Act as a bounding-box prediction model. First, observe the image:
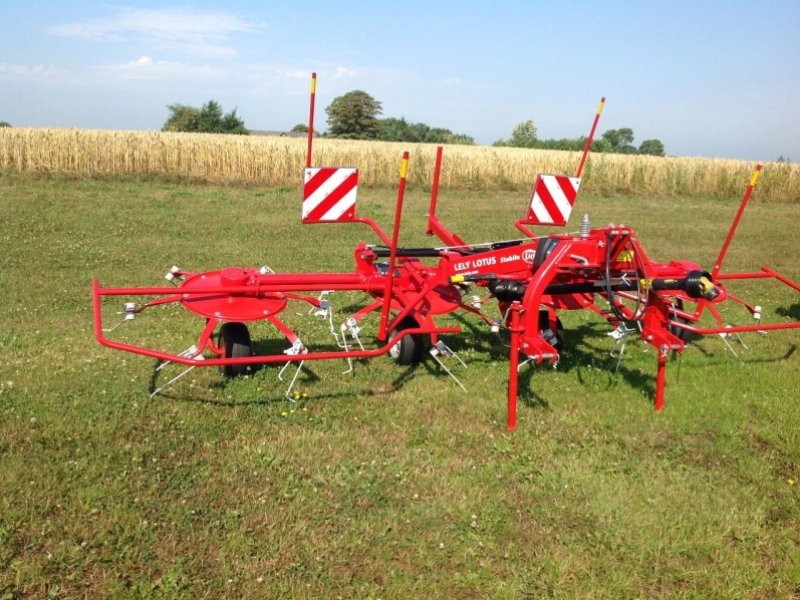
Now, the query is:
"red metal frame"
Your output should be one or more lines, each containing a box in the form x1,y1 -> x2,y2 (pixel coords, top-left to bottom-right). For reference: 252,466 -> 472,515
92,76 -> 800,429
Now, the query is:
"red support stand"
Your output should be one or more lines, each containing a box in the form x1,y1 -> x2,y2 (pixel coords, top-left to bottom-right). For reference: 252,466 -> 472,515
507,302 -> 523,430
655,348 -> 667,412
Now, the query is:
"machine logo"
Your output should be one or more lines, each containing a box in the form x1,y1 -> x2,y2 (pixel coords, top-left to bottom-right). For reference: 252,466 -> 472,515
522,249 -> 536,263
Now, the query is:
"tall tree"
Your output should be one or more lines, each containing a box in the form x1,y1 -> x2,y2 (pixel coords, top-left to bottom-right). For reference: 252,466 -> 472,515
162,101 -> 248,134
325,91 -> 383,139
638,139 -> 665,156
220,108 -> 248,135
601,128 -> 636,153
162,104 -> 201,132
509,120 -> 539,148
198,100 -> 224,132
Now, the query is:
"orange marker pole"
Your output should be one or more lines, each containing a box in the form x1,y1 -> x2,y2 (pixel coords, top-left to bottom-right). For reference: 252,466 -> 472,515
426,146 -> 444,236
576,97 -> 605,178
306,72 -> 317,168
378,152 -> 410,340
712,164 -> 762,279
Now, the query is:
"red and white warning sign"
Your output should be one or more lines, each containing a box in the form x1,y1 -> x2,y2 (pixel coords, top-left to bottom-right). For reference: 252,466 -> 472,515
302,167 -> 358,223
524,174 -> 581,226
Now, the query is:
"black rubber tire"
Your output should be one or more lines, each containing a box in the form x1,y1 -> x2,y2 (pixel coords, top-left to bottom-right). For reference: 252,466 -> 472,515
218,322 -> 251,377
389,317 -> 425,366
538,310 -> 565,351
534,238 -> 560,267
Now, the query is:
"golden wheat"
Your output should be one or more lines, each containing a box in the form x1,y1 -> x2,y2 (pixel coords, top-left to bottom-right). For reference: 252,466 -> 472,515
1,128 -> 798,202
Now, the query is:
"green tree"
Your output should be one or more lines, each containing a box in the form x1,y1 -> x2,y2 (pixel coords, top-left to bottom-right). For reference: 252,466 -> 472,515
0,121 -> 11,128
601,128 -> 636,153
291,123 -> 309,133
638,139 -> 665,156
424,127 -> 474,145
378,117 -> 474,145
162,104 -> 201,132
377,117 -> 410,141
162,101 -> 248,134
198,100 -> 224,132
220,108 -> 248,135
325,90 -> 383,139
509,120 -> 538,148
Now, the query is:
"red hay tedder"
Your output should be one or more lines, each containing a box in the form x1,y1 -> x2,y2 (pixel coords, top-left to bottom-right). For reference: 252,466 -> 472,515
92,74 -> 800,429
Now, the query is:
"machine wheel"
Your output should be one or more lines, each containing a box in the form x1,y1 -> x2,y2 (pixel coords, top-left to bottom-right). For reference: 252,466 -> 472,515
218,322 -> 252,377
389,317 -> 425,366
538,310 -> 565,351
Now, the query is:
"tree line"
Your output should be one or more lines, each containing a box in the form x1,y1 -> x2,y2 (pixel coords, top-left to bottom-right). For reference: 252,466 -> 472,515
160,92 -> 474,145
159,92 -> 664,155
317,90 -> 474,145
493,119 -> 665,156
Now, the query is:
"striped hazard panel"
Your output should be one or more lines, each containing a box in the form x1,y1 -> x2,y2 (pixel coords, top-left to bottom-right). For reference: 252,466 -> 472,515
524,174 -> 581,226
302,167 -> 358,223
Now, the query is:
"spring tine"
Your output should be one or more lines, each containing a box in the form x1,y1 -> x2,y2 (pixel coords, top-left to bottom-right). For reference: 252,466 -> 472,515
429,350 -> 467,392
283,361 -> 305,402
150,365 -> 195,398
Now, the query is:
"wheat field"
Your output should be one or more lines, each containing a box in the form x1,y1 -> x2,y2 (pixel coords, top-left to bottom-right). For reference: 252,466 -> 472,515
1,128 -> 798,202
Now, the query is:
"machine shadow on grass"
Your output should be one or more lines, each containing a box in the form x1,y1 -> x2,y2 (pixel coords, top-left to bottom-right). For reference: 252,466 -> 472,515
430,314 -> 659,409
146,340 -> 425,407
146,309 -> 797,410
777,303 -> 800,320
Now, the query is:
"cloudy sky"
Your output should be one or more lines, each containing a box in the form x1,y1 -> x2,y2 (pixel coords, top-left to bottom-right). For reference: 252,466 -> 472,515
1,0 -> 798,160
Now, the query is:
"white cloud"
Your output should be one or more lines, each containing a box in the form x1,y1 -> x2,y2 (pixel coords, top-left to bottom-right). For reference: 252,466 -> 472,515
0,63 -> 63,80
47,7 -> 261,58
107,55 -> 220,80
268,65 -> 360,82
332,66 -> 359,79
272,67 -> 312,81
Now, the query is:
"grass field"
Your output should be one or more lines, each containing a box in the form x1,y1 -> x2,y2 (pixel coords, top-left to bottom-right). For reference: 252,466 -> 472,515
1,173 -> 799,598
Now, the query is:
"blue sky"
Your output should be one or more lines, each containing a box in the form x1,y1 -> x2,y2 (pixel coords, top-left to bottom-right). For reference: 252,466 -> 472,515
1,1 -> 798,160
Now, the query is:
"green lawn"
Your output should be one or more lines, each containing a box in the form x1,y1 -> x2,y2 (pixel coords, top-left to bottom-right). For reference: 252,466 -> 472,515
1,174 -> 799,598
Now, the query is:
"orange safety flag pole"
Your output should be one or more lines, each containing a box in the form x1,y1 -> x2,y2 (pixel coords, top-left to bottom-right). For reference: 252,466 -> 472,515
712,163 -> 762,279
306,72 -> 317,168
576,97 -> 605,178
378,152 -> 410,340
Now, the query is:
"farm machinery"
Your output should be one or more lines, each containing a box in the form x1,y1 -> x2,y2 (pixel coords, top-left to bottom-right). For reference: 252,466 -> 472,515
92,74 -> 800,429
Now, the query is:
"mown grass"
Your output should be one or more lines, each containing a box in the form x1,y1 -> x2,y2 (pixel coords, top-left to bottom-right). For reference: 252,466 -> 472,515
1,173 -> 799,598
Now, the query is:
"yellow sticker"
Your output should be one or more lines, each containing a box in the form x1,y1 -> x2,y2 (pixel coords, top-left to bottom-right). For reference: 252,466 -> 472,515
617,250 -> 635,262
400,157 -> 409,179
750,167 -> 761,187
